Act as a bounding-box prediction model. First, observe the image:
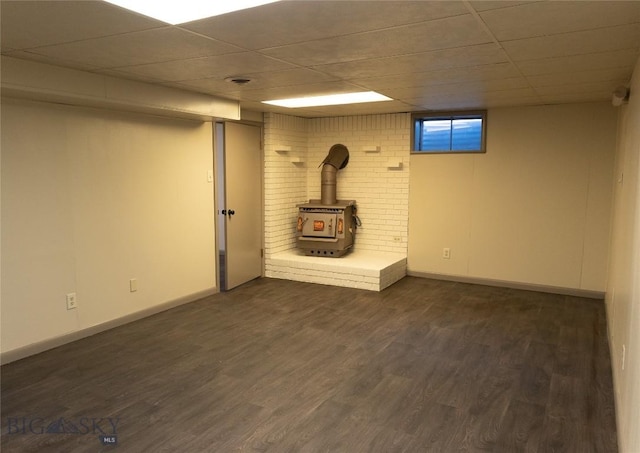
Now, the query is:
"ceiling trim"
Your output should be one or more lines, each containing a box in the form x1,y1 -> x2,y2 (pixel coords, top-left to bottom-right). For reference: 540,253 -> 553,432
1,56 -> 240,121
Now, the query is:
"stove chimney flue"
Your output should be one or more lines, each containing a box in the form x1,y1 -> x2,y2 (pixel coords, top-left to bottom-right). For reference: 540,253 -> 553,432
321,165 -> 337,204
320,144 -> 349,205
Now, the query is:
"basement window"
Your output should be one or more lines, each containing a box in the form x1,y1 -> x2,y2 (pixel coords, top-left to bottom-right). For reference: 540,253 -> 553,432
412,111 -> 486,154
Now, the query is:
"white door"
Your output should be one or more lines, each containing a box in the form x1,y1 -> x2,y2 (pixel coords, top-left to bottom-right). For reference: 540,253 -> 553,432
223,122 -> 263,290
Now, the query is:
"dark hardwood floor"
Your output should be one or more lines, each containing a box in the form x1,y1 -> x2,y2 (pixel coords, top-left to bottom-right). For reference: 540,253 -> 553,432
1,277 -> 618,452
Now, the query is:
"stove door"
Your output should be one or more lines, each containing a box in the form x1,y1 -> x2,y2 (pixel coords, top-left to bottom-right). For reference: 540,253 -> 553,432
301,213 -> 337,238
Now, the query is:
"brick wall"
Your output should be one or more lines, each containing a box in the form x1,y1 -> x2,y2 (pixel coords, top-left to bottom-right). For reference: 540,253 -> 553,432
264,112 -> 410,260
307,114 -> 411,254
263,113 -> 308,257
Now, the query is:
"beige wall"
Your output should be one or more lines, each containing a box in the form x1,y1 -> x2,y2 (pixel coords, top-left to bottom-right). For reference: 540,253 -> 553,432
408,102 -> 617,292
1,99 -> 216,355
607,56 -> 640,453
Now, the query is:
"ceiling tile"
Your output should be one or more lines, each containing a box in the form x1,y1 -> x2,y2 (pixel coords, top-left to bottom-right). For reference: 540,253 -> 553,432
534,81 -> 622,97
515,48 -> 639,76
502,24 -> 640,61
424,86 -> 538,102
260,14 -> 493,66
3,50 -> 102,73
480,1 -> 640,41
302,100 -> 417,117
469,1 -> 540,13
311,43 -> 509,79
2,0 -> 639,116
114,52 -> 298,82
97,68 -> 168,85
259,98 -> 362,116
26,28 -> 243,69
181,1 -> 469,50
478,88 -> 541,104
218,81 -> 368,102
526,67 -> 631,88
406,87 -> 541,110
380,77 -> 530,100
350,62 -> 522,91
175,68 -> 340,94
539,93 -> 612,105
238,100 -> 326,117
0,0 -> 163,50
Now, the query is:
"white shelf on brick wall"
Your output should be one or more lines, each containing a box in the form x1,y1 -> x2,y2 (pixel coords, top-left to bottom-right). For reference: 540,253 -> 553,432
387,160 -> 403,169
275,145 -> 292,153
290,157 -> 304,164
362,145 -> 381,153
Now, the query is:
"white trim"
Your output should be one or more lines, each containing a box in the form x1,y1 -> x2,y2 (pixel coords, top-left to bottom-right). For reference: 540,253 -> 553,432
406,271 -> 604,299
0,287 -> 218,365
1,56 -> 240,121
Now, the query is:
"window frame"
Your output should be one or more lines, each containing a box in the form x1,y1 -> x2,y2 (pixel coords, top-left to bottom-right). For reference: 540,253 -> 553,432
411,110 -> 487,154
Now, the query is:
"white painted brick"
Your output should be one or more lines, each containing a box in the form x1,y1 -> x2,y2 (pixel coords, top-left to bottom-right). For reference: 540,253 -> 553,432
267,250 -> 405,292
265,112 -> 409,278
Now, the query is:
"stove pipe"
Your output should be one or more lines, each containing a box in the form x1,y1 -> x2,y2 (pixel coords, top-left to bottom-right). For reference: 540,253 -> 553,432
320,144 -> 349,205
321,165 -> 337,204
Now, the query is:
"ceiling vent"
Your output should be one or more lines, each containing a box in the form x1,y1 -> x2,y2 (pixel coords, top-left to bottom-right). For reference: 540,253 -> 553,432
224,76 -> 254,86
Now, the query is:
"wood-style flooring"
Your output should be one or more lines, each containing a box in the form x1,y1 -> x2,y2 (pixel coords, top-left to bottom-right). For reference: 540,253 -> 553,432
1,277 -> 618,452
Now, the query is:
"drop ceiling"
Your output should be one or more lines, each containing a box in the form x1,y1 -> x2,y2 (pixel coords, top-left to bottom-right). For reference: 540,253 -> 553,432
2,0 -> 639,117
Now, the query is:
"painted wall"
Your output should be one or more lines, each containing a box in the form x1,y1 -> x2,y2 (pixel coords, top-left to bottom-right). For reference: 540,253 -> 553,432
408,102 -> 617,292
1,99 -> 216,355
607,56 -> 640,453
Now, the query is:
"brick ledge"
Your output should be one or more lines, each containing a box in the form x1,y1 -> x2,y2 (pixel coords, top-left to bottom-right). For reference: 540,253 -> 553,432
265,249 -> 407,291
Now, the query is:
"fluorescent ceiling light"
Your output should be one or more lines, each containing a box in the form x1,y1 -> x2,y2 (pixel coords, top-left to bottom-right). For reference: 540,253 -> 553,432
104,0 -> 281,25
263,92 -> 393,108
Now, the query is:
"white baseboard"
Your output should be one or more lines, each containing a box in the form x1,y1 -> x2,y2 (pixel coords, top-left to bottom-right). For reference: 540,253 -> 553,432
0,287 -> 218,365
406,271 -> 604,299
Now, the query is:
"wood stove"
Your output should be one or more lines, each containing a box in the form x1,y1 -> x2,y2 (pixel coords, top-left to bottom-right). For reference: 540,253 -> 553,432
296,144 -> 358,257
296,200 -> 356,257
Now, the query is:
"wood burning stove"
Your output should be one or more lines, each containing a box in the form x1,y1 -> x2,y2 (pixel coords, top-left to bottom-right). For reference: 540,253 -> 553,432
296,144 -> 358,257
296,200 -> 356,257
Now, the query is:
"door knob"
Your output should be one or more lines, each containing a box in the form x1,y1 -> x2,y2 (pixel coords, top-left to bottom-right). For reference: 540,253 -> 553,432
227,209 -> 235,217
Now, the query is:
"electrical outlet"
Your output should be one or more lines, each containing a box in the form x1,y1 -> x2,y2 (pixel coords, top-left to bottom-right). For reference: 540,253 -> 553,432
392,236 -> 401,242
66,293 -> 77,310
442,248 -> 451,259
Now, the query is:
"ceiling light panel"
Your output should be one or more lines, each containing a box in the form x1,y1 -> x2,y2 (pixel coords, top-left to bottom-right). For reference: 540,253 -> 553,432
104,0 -> 281,25
263,92 -> 393,108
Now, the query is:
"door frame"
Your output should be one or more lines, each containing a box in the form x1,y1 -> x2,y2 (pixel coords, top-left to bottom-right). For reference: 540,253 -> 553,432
213,119 -> 265,291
